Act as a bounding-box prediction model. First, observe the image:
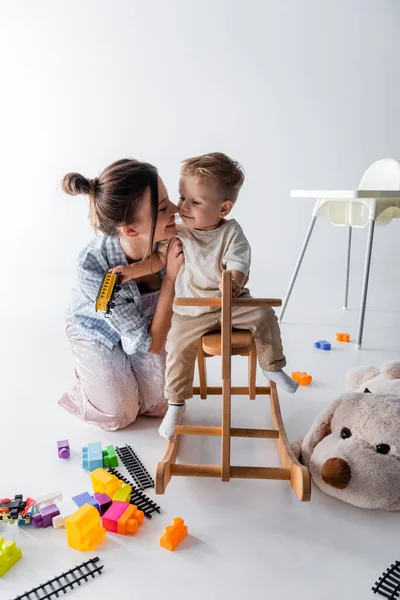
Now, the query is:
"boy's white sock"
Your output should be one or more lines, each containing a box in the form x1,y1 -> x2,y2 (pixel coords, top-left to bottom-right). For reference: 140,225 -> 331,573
263,369 -> 299,394
159,402 -> 186,440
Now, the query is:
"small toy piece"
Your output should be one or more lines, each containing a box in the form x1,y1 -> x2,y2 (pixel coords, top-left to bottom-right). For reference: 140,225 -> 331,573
81,442 -> 103,472
72,491 -> 99,512
91,468 -> 123,497
314,340 -> 331,351
66,505 -> 106,552
10,557 -> 104,599
0,495 -> 36,525
115,444 -> 154,490
95,272 -> 121,315
0,537 -> 22,577
57,439 -> 70,459
102,445 -> 118,468
102,501 -> 144,535
32,490 -> 63,515
336,332 -> 350,342
372,560 -> 400,597
112,484 -> 132,503
160,517 -> 187,551
107,467 -> 161,519
52,499 -> 78,529
92,493 -> 112,516
292,371 -> 313,386
31,503 -> 60,528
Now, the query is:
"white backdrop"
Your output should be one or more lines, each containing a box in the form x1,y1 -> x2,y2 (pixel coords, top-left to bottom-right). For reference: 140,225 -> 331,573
1,2 -> 400,599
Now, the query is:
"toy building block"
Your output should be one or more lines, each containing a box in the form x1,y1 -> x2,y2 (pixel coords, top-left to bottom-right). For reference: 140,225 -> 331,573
314,340 -> 331,351
292,371 -> 313,386
102,501 -> 144,535
112,484 -> 132,503
32,490 -> 63,515
72,492 -> 99,512
81,442 -> 103,472
52,499 -> 78,529
91,468 -> 123,497
102,445 -> 118,468
0,537 -> 22,577
66,505 -> 106,552
160,517 -> 187,551
336,332 -> 350,342
57,439 -> 70,459
92,493 -> 112,516
31,503 -> 60,528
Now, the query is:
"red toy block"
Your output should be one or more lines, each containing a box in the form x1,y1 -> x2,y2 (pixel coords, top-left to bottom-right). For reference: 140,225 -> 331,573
292,371 -> 313,386
336,332 -> 350,342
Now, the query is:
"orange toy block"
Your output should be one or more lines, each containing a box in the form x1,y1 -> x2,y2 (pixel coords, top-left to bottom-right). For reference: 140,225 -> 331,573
65,504 -> 106,551
160,517 -> 187,551
292,371 -> 313,386
102,501 -> 144,535
336,333 -> 350,342
90,468 -> 123,497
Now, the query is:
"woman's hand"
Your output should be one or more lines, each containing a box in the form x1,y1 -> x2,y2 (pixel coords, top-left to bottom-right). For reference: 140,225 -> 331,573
165,237 -> 184,280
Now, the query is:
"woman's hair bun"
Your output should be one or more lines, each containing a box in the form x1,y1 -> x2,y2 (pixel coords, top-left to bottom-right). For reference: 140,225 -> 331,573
61,172 -> 94,196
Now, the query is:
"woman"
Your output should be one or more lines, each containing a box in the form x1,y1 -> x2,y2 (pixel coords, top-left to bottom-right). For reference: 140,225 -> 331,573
59,158 -> 183,431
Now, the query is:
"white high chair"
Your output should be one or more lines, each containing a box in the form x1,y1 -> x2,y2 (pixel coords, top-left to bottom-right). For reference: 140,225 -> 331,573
280,159 -> 400,348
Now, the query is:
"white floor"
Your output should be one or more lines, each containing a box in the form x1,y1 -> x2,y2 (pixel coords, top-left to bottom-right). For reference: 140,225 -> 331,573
2,276 -> 400,600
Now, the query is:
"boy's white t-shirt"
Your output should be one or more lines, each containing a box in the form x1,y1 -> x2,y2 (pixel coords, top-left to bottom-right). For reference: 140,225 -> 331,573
172,218 -> 251,317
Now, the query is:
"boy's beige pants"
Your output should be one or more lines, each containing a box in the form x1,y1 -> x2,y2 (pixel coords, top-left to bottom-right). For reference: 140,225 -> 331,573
164,294 -> 286,403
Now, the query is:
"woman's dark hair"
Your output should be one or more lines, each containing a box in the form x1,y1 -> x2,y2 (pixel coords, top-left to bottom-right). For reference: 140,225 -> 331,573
62,158 -> 158,255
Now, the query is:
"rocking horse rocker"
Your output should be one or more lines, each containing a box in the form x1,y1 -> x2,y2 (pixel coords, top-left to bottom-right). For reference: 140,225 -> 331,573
156,271 -> 310,501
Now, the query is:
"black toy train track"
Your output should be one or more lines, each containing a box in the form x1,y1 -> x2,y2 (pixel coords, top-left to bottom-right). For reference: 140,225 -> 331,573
115,444 -> 155,490
107,467 -> 161,518
11,557 -> 103,600
373,560 -> 400,598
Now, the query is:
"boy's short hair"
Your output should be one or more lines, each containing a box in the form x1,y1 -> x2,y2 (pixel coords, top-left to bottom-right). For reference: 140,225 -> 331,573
181,152 -> 245,202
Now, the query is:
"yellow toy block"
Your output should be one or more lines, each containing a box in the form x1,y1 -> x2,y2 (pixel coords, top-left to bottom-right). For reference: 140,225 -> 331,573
66,504 -> 106,552
336,332 -> 350,342
113,483 -> 132,503
90,468 -> 123,497
160,517 -> 187,551
0,537 -> 22,577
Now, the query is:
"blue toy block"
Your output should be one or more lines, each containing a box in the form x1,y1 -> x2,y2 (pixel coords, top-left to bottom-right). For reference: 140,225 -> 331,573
314,340 -> 331,351
81,442 -> 103,471
72,492 -> 99,512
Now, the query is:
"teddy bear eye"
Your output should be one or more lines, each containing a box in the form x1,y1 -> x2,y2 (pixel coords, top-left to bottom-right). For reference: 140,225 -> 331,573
376,444 -> 390,455
340,427 -> 352,439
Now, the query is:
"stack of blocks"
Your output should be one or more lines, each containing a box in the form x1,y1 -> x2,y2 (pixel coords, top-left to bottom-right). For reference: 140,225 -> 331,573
81,442 -> 119,471
64,468 -> 144,551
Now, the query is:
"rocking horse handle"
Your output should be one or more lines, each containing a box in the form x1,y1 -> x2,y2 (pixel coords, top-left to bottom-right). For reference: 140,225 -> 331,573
174,298 -> 282,307
174,270 -> 282,307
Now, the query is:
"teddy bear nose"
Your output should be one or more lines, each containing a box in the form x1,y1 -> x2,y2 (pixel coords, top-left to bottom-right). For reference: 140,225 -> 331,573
321,458 -> 351,489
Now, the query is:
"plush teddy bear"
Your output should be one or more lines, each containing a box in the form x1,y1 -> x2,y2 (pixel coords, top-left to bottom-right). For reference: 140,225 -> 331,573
293,361 -> 400,510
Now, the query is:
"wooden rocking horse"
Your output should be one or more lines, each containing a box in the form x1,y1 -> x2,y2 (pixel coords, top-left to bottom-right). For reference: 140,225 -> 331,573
155,271 -> 310,501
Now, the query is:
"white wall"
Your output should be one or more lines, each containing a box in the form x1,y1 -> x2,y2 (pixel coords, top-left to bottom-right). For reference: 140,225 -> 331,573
1,0 -> 399,319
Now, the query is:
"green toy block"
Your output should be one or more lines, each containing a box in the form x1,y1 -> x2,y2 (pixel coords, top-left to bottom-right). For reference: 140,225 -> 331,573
0,537 -> 22,577
102,445 -> 118,468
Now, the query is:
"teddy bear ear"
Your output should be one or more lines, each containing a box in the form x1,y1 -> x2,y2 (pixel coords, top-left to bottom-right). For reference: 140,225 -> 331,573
301,396 -> 343,466
381,361 -> 400,380
345,365 -> 379,391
